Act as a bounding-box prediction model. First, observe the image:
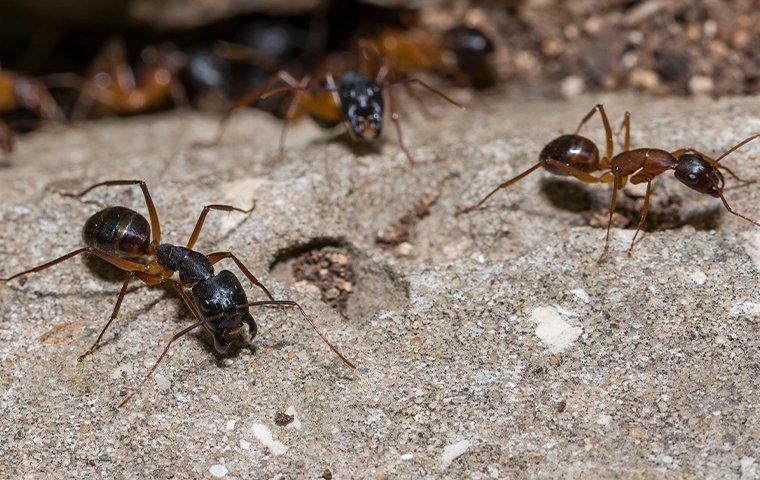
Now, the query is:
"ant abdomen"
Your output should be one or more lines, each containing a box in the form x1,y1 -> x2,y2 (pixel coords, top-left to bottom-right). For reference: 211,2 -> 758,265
83,206 -> 150,257
539,134 -> 600,175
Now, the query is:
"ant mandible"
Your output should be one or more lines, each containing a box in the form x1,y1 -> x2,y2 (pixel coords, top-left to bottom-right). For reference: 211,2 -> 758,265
0,180 -> 355,406
457,104 -> 616,214
598,114 -> 759,260
205,61 -> 464,164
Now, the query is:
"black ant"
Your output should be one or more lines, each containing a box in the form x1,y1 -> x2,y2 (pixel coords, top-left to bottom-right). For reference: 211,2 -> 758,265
0,180 -> 355,407
457,104 -> 616,214
205,62 -> 464,164
599,116 -> 759,260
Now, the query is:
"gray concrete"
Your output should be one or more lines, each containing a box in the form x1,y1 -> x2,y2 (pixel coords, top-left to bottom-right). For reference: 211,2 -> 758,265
0,93 -> 758,479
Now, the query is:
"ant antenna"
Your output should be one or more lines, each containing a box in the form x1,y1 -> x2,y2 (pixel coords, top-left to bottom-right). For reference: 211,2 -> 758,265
714,134 -> 759,163
119,300 -> 355,408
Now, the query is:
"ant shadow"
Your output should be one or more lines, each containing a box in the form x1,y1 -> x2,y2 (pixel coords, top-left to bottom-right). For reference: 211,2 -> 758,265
312,131 -> 382,159
540,178 -> 595,213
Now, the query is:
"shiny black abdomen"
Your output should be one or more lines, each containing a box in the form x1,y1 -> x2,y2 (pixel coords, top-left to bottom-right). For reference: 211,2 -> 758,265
539,134 -> 600,175
82,206 -> 150,256
192,270 -> 252,332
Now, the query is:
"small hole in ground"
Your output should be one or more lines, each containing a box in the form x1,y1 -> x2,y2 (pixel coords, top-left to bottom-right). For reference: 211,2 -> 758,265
269,237 -> 409,321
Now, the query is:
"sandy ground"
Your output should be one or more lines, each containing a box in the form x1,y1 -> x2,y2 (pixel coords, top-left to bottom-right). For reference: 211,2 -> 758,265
0,92 -> 758,479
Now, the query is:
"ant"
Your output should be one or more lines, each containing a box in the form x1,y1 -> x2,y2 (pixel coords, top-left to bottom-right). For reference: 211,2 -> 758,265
357,24 -> 497,89
72,39 -> 187,120
0,180 -> 355,407
598,115 -> 759,260
206,62 -> 464,164
0,65 -> 67,154
457,104 -> 616,215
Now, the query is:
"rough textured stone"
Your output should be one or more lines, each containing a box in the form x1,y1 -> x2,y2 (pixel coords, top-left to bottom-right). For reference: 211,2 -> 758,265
0,93 -> 758,478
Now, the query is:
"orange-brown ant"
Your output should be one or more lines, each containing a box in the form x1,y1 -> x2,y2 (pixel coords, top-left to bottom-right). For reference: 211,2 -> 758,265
0,65 -> 66,154
0,180 -> 355,407
599,115 -> 759,260
458,104 -> 616,214
205,60 -> 464,164
71,39 -> 187,120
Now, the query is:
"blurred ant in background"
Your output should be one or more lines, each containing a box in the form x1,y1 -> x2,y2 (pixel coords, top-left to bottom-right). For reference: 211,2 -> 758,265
71,39 -> 187,120
205,56 -> 465,163
0,64 -> 67,155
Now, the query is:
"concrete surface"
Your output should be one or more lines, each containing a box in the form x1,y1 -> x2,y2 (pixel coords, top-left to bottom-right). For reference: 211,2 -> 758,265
0,92 -> 758,479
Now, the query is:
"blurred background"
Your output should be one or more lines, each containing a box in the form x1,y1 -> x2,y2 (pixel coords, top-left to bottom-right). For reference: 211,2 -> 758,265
0,0 -> 757,143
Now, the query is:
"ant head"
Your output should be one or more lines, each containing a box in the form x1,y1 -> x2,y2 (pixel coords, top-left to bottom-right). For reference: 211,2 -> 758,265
338,71 -> 383,141
673,151 -> 724,197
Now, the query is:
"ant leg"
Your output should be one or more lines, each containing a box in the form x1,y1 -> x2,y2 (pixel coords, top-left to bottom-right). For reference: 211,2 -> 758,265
236,300 -> 355,368
203,70 -> 303,147
616,112 -> 631,152
1,247 -> 151,282
185,203 -> 256,250
206,251 -> 274,300
276,75 -> 311,159
457,162 -> 543,214
718,192 -> 760,228
392,78 -> 465,110
574,104 -> 614,168
0,119 -> 13,154
118,313 -> 214,408
59,180 -> 162,246
627,180 -> 653,256
544,159 -> 613,184
1,247 -> 91,282
78,273 -> 134,362
599,174 -> 623,263
385,85 -> 414,164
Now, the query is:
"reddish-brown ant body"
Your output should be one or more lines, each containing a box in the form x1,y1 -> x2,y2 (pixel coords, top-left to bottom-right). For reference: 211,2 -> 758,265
458,104 -> 616,214
357,24 -> 497,88
207,62 -> 464,163
72,40 -> 187,120
0,180 -> 354,406
0,67 -> 66,154
599,119 -> 759,260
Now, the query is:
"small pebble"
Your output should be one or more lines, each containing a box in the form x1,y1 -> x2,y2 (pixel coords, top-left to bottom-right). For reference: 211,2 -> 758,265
400,453 -> 414,461
441,440 -> 470,470
560,76 -> 585,98
154,373 -> 170,391
226,419 -> 236,431
688,75 -> 714,95
209,464 -> 228,478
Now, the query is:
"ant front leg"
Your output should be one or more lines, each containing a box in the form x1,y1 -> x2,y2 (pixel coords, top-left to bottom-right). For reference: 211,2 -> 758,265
384,84 -> 414,164
206,251 -> 275,301
78,272 -> 135,362
185,203 -> 256,250
202,70 -> 304,147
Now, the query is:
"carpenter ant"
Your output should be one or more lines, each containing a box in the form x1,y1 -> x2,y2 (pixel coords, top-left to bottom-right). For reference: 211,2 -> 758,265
457,104 -> 615,214
206,64 -> 464,163
72,39 -> 187,120
0,180 -> 355,407
598,115 -> 759,260
0,66 -> 66,154
357,24 -> 497,89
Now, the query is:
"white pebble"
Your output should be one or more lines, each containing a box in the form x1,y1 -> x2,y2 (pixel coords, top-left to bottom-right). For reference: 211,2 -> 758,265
531,307 -> 582,354
240,439 -> 251,450
570,289 -> 590,304
251,423 -> 289,456
285,405 -> 302,430
226,420 -> 236,431
689,270 -> 707,285
560,76 -> 585,98
596,414 -> 612,426
688,75 -> 714,95
154,373 -> 171,391
401,453 -> 414,461
662,455 -> 674,465
209,464 -> 228,478
440,440 -> 470,470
